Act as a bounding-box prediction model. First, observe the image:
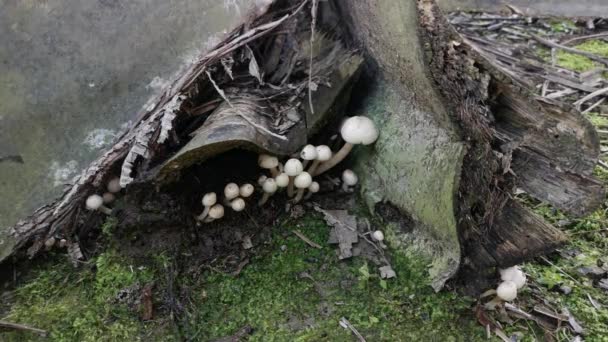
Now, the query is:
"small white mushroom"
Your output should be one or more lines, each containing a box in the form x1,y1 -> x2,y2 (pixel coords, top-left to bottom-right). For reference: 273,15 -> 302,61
275,173 -> 289,189
259,178 -> 278,206
284,158 -> 303,197
44,237 -> 56,249
86,194 -> 112,215
257,175 -> 268,186
300,144 -> 318,169
258,154 -> 280,177
196,192 -> 217,221
341,169 -> 358,191
496,281 -> 518,302
102,192 -> 116,204
293,172 -> 312,203
224,183 -> 240,204
304,181 -> 320,200
372,230 -> 384,242
107,177 -> 122,193
499,266 -> 527,289
58,239 -> 67,248
314,116 -> 378,175
204,204 -> 225,223
307,145 -> 332,175
231,198 -> 246,212
239,184 -> 254,198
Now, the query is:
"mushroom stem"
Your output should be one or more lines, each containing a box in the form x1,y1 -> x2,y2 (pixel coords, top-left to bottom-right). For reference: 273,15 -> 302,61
313,143 -> 353,176
270,167 -> 280,177
259,193 -> 271,206
287,177 -> 295,197
302,160 -> 310,169
196,206 -> 211,221
99,206 -> 113,215
294,189 -> 305,203
342,182 -> 350,192
203,216 -> 215,223
307,160 -> 321,175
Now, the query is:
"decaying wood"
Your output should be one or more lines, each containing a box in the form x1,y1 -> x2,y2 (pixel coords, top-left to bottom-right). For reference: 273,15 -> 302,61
0,320 -> 48,337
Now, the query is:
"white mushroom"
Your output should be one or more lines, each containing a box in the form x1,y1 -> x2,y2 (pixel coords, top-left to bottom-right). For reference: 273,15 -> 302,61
258,175 -> 268,186
231,198 -> 246,212
224,183 -> 240,204
275,173 -> 289,189
196,192 -> 217,221
258,154 -> 280,177
304,181 -> 320,200
204,204 -> 225,223
293,172 -> 312,203
102,192 -> 115,204
85,194 -> 112,215
341,169 -> 359,191
314,116 -> 378,175
44,237 -> 56,249
496,281 -> 518,302
307,145 -> 332,175
240,184 -> 254,198
372,230 -> 384,242
107,177 -> 122,193
284,158 -> 303,197
259,178 -> 278,206
499,266 -> 527,289
300,144 -> 318,169
59,239 -> 67,248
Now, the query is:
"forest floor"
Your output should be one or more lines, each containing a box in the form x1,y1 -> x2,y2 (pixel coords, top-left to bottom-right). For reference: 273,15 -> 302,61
2,17 -> 608,342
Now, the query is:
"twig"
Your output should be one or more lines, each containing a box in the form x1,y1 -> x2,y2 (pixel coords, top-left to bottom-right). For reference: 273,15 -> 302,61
0,321 -> 48,337
539,256 -> 581,285
504,303 -> 534,320
574,87 -> 608,109
530,33 -> 608,67
598,159 -> 608,171
561,32 -> 608,46
292,229 -> 322,249
339,317 -> 366,342
307,0 -> 319,115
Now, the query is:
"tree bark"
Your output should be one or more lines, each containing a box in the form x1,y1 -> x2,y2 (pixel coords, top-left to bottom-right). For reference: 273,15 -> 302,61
0,0 -> 602,291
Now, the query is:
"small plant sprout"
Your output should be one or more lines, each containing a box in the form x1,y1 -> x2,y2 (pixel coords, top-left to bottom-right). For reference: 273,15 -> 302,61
196,192 -> 217,221
102,192 -> 115,204
300,144 -> 318,168
284,158 -> 304,197
85,194 -> 112,215
258,154 -> 280,177
307,145 -> 332,175
499,266 -> 527,289
275,172 -> 289,190
107,177 -> 122,193
304,181 -> 320,200
496,280 -> 518,302
257,175 -> 268,186
204,204 -> 225,223
341,169 -> 358,191
293,171 -> 312,203
231,198 -> 246,212
314,116 -> 378,175
372,230 -> 384,242
259,178 -> 278,206
239,184 -> 254,198
224,183 -> 240,204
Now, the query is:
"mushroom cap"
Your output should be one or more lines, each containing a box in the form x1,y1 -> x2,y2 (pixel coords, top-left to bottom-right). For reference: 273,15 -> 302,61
500,266 -> 526,289
239,184 -> 254,198
202,192 -> 217,206
308,181 -> 320,193
224,183 -> 240,200
372,230 -> 384,242
257,175 -> 268,186
300,144 -> 318,161
231,198 -> 246,212
342,169 -> 358,186
275,173 -> 289,187
262,178 -> 278,193
107,177 -> 122,193
340,116 -> 379,145
258,154 -> 279,169
102,192 -> 115,204
496,281 -> 517,301
208,204 -> 225,219
315,145 -> 332,161
294,172 -> 312,189
284,159 -> 303,176
86,194 -> 104,210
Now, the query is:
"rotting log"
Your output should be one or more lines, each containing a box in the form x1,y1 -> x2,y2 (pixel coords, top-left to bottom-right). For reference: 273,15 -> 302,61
0,0 -> 603,292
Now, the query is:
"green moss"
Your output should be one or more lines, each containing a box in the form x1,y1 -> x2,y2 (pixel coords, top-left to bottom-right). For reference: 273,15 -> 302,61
555,39 -> 608,73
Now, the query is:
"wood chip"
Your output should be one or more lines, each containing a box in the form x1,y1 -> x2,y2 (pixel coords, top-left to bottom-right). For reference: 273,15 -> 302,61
292,230 -> 321,249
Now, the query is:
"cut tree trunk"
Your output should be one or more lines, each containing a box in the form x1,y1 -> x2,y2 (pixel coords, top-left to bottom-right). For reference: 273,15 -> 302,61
0,0 -> 602,291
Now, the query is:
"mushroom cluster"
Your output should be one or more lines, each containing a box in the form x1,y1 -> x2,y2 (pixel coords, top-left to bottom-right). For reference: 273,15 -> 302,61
85,177 -> 123,215
496,265 -> 527,302
196,181 -> 255,223
255,116 -> 379,206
